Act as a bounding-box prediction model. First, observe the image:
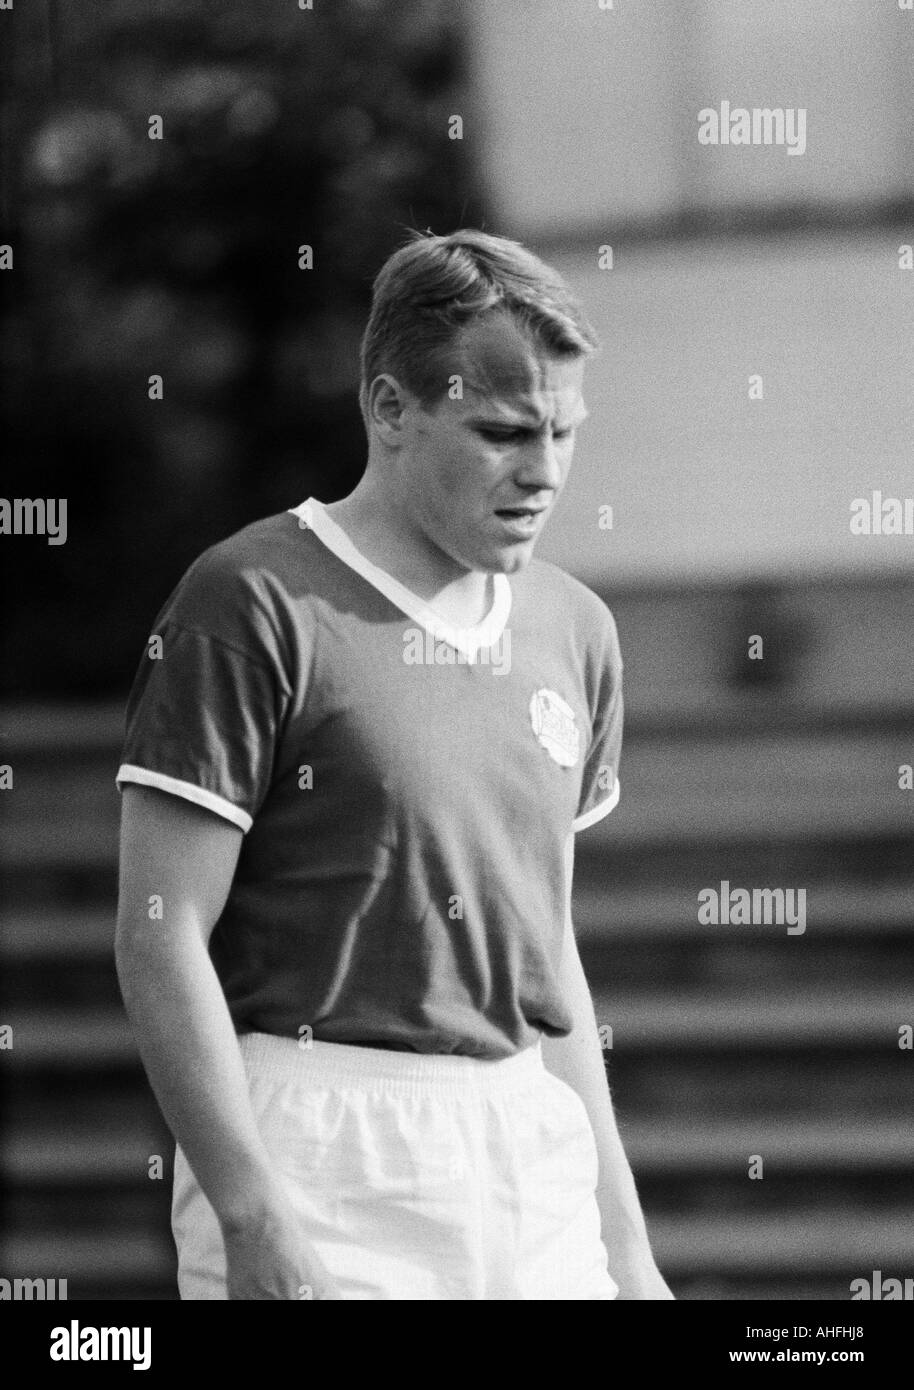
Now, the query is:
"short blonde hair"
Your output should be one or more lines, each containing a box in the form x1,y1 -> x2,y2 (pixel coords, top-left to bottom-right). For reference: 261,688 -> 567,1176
359,228 -> 599,410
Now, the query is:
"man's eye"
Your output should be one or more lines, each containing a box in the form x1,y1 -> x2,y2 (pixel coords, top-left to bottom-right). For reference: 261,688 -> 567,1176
479,426 -> 574,443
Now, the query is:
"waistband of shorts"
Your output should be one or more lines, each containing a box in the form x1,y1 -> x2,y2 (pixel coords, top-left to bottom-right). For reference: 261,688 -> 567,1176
238,1031 -> 547,1097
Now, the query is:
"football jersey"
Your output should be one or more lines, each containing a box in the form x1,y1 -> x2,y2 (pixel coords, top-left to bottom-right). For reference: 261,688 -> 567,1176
116,498 -> 623,1058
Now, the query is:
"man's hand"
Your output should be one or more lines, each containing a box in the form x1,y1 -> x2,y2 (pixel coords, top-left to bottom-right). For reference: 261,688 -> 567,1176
221,1198 -> 344,1300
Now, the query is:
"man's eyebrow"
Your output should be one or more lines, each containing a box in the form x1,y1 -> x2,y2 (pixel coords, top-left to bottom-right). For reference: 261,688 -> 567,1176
467,405 -> 589,429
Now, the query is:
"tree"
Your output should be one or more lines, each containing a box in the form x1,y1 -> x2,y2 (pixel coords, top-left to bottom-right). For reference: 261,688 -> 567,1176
1,0 -> 480,693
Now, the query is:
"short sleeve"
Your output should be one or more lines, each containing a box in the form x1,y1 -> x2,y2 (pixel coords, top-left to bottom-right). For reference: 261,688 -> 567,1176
116,555 -> 292,833
573,602 -> 624,833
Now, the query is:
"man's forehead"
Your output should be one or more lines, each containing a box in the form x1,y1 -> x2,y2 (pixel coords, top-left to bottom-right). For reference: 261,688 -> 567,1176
452,314 -> 585,413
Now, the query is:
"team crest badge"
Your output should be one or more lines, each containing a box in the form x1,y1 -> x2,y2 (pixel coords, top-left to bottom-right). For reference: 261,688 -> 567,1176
529,688 -> 580,768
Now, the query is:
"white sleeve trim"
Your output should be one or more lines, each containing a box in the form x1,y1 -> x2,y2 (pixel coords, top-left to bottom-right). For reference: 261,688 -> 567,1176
572,778 -> 621,833
115,764 -> 252,833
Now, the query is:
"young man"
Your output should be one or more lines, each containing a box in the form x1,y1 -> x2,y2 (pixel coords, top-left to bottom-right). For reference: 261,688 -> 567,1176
115,228 -> 673,1301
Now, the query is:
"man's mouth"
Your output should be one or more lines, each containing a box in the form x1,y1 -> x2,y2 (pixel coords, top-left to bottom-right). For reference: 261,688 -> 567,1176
494,505 -> 547,537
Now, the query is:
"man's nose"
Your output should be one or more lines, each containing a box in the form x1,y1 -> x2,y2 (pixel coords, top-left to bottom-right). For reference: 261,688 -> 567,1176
516,433 -> 565,490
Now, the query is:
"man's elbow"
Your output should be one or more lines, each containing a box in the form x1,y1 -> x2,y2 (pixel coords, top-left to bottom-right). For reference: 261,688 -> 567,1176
114,899 -> 189,982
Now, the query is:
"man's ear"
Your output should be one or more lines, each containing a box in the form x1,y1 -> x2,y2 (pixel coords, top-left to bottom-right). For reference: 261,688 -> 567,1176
367,374 -> 408,444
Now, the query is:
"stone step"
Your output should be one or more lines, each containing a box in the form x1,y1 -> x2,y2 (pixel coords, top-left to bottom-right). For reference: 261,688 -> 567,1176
2,1010 -> 138,1068
592,987 -> 911,1050
650,1209 -> 914,1278
606,1053 -> 914,1120
3,1130 -> 167,1186
574,882 -> 914,943
0,1231 -> 174,1291
620,1118 -> 914,1174
0,703 -> 124,752
576,835 -> 914,893
2,910 -> 116,961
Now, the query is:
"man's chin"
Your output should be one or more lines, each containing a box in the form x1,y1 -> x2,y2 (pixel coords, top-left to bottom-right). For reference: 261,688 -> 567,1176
481,540 -> 537,575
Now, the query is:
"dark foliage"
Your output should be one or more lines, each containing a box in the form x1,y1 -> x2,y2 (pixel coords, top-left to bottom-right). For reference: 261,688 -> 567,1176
1,0 -> 481,694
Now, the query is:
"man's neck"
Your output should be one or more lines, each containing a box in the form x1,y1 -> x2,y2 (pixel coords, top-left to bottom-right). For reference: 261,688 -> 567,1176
323,490 -> 494,630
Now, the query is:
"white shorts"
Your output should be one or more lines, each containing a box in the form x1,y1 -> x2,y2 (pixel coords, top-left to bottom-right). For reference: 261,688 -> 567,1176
172,1032 -> 619,1301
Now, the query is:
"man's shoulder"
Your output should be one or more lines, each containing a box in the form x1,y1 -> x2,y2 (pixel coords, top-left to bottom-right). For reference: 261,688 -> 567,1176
187,509 -> 305,583
156,509 -> 336,650
176,508 -> 342,606
520,556 -> 619,643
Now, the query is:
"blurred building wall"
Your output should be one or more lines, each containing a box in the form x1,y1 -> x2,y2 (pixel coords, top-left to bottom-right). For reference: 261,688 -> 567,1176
535,232 -> 914,585
466,0 -> 914,586
469,0 -> 914,234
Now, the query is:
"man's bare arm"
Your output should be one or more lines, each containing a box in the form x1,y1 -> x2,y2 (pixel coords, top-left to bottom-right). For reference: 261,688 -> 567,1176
541,831 -> 674,1300
115,784 -> 340,1298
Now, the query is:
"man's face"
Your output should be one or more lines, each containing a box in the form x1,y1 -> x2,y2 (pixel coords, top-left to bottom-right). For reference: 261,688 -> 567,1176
391,313 -> 588,575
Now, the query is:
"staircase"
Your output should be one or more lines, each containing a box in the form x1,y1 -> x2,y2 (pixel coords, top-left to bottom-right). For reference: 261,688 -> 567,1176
0,706 -> 176,1300
576,572 -> 914,1299
1,572 -> 912,1300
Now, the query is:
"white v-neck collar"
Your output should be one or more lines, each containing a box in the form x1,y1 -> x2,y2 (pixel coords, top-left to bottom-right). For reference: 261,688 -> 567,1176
289,498 -> 512,660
